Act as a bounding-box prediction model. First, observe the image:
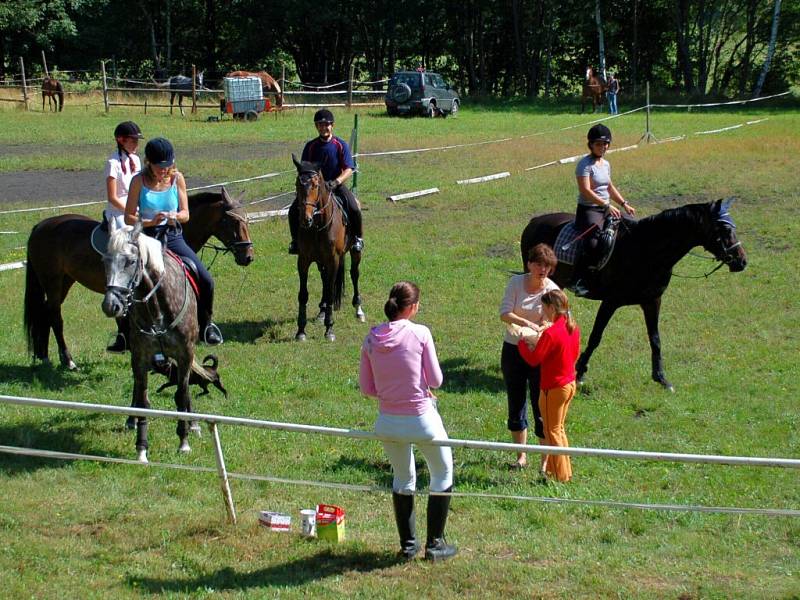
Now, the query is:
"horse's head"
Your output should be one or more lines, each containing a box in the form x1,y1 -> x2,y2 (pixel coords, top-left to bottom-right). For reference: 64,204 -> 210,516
217,187 -> 254,266
101,221 -> 164,318
703,198 -> 747,272
293,153 -> 329,229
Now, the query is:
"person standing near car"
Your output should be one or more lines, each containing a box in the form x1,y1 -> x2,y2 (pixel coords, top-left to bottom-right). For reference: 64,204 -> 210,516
287,109 -> 363,254
607,73 -> 620,115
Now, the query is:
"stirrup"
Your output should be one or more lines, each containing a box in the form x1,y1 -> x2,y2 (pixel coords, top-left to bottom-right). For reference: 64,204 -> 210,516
203,323 -> 223,345
572,280 -> 591,298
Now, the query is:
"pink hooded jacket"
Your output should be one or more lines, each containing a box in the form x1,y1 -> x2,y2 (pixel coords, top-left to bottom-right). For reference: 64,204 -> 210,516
359,319 -> 443,416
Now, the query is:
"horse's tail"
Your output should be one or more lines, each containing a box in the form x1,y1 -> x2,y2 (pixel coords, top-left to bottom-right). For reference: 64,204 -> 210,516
333,257 -> 345,311
191,356 -> 214,382
24,240 -> 49,359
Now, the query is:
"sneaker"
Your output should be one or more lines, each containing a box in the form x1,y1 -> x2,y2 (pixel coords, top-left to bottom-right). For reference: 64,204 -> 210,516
352,237 -> 364,252
106,333 -> 127,353
203,323 -> 223,345
288,240 -> 298,255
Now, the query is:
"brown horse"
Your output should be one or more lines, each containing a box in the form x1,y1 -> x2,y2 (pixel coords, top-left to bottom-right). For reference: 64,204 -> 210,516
293,155 -> 364,341
226,70 -> 282,106
42,77 -> 64,112
581,67 -> 606,113
24,188 -> 254,370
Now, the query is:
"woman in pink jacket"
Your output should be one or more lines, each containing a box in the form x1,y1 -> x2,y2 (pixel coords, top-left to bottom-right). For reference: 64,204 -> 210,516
359,281 -> 456,562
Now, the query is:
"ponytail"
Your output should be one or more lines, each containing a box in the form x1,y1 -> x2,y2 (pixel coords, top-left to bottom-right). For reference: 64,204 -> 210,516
384,281 -> 420,321
542,289 -> 577,333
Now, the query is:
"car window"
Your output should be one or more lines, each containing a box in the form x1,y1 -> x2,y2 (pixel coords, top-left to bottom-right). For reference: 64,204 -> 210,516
433,75 -> 447,89
391,73 -> 421,89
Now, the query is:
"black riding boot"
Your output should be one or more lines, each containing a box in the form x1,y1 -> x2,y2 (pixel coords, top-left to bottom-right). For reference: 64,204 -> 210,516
349,207 -> 364,252
392,492 -> 418,560
288,200 -> 299,254
425,487 -> 457,562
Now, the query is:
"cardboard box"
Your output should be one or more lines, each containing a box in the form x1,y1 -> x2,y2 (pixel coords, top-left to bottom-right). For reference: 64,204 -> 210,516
258,511 -> 291,532
316,504 -> 345,542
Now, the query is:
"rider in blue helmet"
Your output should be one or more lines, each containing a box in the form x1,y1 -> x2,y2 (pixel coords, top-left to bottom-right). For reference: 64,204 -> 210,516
288,108 -> 364,254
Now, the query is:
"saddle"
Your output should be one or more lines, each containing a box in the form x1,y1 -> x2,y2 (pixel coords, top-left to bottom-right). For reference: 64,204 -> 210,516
555,215 -> 620,269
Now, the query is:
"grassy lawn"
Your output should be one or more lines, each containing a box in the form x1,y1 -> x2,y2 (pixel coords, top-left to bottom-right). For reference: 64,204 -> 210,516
0,99 -> 799,599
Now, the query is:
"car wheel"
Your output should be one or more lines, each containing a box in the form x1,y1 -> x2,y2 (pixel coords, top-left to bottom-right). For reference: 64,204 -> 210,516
386,106 -> 399,116
244,110 -> 259,121
450,100 -> 459,116
391,83 -> 412,103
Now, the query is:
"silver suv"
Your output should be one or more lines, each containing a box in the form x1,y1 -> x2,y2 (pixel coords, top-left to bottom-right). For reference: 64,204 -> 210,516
385,71 -> 460,117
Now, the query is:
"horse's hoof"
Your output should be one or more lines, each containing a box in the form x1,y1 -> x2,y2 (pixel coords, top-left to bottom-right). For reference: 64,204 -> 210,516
137,450 -> 148,463
356,308 -> 366,322
325,331 -> 336,342
67,361 -> 78,371
190,422 -> 202,436
178,442 -> 191,454
295,333 -> 307,342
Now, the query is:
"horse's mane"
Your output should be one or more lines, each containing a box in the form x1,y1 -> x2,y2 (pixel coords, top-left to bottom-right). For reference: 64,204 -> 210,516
624,202 -> 711,240
108,227 -> 165,275
188,190 -> 242,209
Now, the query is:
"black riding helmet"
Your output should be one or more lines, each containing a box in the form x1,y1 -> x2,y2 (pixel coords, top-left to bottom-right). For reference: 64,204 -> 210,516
314,108 -> 335,124
587,123 -> 612,144
114,121 -> 144,139
145,137 -> 175,167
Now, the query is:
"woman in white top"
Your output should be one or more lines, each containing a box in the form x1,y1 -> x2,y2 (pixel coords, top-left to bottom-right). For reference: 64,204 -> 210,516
104,121 -> 143,230
499,243 -> 559,470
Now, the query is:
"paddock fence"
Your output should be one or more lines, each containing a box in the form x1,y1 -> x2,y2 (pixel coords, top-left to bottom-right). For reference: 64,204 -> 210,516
1,394 -> 798,528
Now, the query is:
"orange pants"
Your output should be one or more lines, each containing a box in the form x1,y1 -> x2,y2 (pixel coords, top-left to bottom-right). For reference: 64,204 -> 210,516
538,382 -> 576,482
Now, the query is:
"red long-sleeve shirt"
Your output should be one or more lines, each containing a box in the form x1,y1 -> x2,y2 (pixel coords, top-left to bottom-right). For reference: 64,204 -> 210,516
518,316 -> 580,389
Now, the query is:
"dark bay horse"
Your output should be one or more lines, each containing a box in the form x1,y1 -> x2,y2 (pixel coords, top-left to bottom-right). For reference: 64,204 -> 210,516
158,72 -> 205,115
102,221 -> 201,462
24,188 -> 253,369
226,70 -> 282,106
581,67 -> 606,113
293,155 -> 364,341
42,77 -> 64,112
520,199 -> 747,391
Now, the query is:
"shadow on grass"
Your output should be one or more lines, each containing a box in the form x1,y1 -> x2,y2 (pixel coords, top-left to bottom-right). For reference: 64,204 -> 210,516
0,361 -> 105,391
220,318 -> 291,344
0,412 -> 106,475
440,357 -> 504,394
128,549 -> 399,592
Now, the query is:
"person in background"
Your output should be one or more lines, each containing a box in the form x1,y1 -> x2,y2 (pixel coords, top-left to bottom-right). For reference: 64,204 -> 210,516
359,281 -> 457,562
499,243 -> 560,471
518,289 -> 580,482
287,108 -> 363,254
607,72 -> 620,115
125,137 -> 223,345
104,121 -> 143,353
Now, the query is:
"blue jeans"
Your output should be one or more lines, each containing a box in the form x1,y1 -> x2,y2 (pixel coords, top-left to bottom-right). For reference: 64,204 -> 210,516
608,92 -> 618,115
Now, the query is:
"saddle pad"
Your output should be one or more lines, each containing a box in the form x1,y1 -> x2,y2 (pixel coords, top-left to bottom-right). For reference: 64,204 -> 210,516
165,251 -> 200,298
554,222 -> 582,266
90,225 -> 110,256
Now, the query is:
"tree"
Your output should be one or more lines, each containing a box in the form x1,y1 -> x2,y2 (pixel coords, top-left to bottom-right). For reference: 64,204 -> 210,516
753,0 -> 782,97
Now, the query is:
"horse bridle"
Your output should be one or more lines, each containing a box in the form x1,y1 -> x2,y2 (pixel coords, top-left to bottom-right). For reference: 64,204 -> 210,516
298,170 -> 336,230
678,217 -> 742,278
201,207 -> 254,268
104,246 -> 144,318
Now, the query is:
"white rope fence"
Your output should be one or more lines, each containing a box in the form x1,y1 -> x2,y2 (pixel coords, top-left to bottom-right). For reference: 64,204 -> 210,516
1,395 -> 798,521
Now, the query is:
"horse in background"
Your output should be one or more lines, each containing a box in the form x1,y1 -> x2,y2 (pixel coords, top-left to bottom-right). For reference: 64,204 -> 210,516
156,72 -> 205,115
24,188 -> 253,370
292,155 -> 364,342
520,199 -> 747,391
226,70 -> 282,106
101,221 -> 203,463
581,67 -> 606,113
42,77 -> 64,112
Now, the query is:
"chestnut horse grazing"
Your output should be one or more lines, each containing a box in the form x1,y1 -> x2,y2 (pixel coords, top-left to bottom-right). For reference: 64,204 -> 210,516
42,77 -> 64,112
581,67 -> 606,113
226,70 -> 282,106
102,222 -> 201,463
293,155 -> 364,341
520,199 -> 747,391
24,188 -> 253,370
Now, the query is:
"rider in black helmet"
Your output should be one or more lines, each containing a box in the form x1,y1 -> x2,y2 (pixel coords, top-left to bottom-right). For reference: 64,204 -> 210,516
572,124 -> 636,296
288,108 -> 364,254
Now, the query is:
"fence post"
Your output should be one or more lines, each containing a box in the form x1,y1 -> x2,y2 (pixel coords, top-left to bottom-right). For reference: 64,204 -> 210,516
639,81 -> 656,144
351,113 -> 359,195
191,64 -> 197,114
347,64 -> 354,110
19,57 -> 29,110
280,63 -> 285,108
101,61 -> 109,113
209,422 -> 237,524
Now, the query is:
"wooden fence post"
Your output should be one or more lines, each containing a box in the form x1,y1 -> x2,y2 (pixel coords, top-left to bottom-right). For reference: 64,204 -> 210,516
351,113 -> 359,195
347,64 -> 354,110
19,57 -> 29,110
101,60 -> 109,113
280,63 -> 285,108
191,64 -> 197,114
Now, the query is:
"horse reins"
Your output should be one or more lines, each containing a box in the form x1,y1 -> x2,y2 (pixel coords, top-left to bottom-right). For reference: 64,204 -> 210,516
299,171 -> 336,231
200,208 -> 254,269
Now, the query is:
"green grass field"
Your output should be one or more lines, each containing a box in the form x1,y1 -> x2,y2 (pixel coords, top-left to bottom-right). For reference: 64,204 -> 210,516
1,99 -> 799,599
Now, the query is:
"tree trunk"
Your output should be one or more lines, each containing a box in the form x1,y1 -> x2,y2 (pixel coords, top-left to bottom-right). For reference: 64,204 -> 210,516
204,0 -> 217,72
595,0 -> 606,79
141,2 -> 162,76
753,0 -> 781,97
165,0 -> 172,72
512,0 -> 524,95
675,0 -> 695,93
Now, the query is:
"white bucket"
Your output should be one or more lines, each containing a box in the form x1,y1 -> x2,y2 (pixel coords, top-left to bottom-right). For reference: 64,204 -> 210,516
299,508 -> 316,537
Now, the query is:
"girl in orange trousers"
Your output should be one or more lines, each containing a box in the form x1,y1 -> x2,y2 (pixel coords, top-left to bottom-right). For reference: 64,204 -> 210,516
518,290 -> 580,482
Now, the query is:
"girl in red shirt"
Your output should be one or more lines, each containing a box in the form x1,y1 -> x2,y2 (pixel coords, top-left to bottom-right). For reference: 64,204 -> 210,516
518,290 -> 580,482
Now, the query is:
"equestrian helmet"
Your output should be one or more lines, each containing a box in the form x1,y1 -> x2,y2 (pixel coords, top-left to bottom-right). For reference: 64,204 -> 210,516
114,121 -> 144,139
145,137 -> 175,167
587,124 -> 612,144
314,109 -> 335,124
